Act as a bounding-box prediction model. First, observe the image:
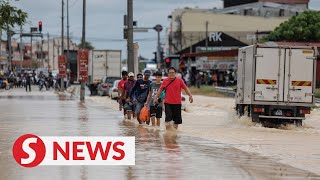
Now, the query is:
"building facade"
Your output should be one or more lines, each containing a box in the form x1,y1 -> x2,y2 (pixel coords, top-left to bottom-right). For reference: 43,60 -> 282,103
0,37 -> 77,72
213,2 -> 306,17
165,10 -> 288,55
223,0 -> 309,9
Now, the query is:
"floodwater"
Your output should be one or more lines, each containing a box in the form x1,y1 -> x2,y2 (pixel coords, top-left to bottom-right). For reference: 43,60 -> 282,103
0,88 -> 319,180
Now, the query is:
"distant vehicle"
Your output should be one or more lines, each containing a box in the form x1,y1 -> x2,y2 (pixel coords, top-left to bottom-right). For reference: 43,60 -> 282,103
97,76 -> 121,96
109,80 -> 121,99
88,50 -> 122,95
236,45 -> 318,126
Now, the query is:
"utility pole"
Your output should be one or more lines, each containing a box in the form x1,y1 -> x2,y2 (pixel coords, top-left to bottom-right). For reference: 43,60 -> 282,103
31,35 -> 33,67
57,40 -> 60,55
47,33 -> 50,70
0,31 -> 2,71
80,0 -> 86,101
53,38 -> 55,70
157,31 -> 161,65
20,26 -> 23,70
7,29 -> 12,72
61,0 -> 65,92
67,0 -> 70,71
41,36 -> 43,68
153,24 -> 163,67
127,0 -> 134,73
205,21 -> 209,52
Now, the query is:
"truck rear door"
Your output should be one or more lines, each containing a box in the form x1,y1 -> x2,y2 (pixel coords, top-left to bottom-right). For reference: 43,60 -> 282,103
254,47 -> 285,102
284,48 -> 315,103
92,50 -> 107,83
106,51 -> 121,78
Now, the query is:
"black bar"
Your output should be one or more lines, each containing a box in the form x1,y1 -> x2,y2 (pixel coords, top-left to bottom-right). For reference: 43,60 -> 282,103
21,33 -> 43,38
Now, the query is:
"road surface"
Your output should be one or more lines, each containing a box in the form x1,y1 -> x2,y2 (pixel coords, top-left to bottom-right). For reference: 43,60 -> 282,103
0,87 -> 319,179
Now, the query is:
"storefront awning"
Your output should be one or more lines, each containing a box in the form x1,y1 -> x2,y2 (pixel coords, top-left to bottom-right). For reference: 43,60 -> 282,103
181,49 -> 238,59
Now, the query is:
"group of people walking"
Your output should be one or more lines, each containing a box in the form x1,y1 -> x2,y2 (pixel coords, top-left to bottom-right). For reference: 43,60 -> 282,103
0,71 -> 56,92
117,67 -> 193,130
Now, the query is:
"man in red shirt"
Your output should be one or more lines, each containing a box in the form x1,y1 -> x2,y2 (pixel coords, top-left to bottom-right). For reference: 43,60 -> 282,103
154,67 -> 193,130
118,71 -> 128,117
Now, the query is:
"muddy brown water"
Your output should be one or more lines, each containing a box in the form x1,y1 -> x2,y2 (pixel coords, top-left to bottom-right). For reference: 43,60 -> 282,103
0,89 -> 319,180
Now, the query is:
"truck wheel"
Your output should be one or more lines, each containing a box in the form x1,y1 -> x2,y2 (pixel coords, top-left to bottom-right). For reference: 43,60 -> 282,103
250,106 -> 260,123
236,105 -> 245,117
251,112 -> 260,123
295,120 -> 303,127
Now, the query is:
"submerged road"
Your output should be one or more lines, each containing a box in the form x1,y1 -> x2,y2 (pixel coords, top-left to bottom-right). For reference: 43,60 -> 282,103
0,88 -> 318,180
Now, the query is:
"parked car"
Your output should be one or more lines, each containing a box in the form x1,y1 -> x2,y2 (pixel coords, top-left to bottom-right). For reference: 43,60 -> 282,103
109,80 -> 121,99
97,76 -> 121,96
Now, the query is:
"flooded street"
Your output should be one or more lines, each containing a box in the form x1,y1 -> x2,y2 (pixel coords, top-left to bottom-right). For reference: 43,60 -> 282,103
0,87 -> 319,179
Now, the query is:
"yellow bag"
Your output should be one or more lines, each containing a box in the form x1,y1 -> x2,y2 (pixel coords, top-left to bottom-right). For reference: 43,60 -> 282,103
139,105 -> 150,122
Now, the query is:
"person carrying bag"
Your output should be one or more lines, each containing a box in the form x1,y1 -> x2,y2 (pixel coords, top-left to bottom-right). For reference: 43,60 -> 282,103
157,78 -> 176,104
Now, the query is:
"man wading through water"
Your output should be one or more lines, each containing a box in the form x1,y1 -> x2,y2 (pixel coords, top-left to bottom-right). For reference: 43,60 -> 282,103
123,72 -> 136,120
145,71 -> 163,126
118,71 -> 128,118
129,70 -> 152,124
154,67 -> 193,130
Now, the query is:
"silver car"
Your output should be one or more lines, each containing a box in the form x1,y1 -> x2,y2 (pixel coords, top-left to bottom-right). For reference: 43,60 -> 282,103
109,80 -> 121,99
97,76 -> 121,96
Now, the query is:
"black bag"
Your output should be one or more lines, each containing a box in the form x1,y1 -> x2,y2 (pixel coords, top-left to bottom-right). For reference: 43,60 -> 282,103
137,90 -> 148,103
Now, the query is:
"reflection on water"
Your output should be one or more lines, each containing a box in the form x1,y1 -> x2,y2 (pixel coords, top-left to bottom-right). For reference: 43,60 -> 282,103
80,166 -> 88,180
0,91 -> 319,180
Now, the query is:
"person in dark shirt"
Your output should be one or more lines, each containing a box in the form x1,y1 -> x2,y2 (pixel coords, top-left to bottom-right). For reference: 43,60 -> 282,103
129,70 -> 152,124
25,73 -> 31,92
123,72 -> 136,120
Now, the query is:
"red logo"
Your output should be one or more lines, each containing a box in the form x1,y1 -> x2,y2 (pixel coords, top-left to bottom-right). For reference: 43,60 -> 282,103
12,134 -> 46,168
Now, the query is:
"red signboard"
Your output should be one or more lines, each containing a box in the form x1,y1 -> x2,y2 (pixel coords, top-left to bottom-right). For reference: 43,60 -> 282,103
58,55 -> 67,78
78,49 -> 89,82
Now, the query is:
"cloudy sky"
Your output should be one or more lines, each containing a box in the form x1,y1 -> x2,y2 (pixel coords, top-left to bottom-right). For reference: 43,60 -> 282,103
10,0 -> 320,59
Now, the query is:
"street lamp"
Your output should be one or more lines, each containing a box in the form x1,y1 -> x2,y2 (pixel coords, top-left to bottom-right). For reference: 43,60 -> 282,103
153,24 -> 163,67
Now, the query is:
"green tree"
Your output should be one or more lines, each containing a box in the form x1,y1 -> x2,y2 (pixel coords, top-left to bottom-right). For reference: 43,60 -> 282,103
0,0 -> 28,70
78,41 -> 94,50
265,11 -> 320,42
0,1 -> 28,30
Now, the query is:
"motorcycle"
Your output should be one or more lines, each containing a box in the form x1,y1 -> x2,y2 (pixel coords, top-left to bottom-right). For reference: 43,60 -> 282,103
0,79 -> 10,90
39,79 -> 46,91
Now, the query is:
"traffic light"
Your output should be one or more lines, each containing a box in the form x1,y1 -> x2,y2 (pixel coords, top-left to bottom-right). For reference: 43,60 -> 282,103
160,51 -> 164,63
165,57 -> 171,68
153,52 -> 157,63
38,21 -> 42,32
123,28 -> 128,39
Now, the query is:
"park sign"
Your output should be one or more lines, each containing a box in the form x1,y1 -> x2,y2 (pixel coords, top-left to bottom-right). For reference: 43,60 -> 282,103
78,49 -> 89,82
58,55 -> 67,78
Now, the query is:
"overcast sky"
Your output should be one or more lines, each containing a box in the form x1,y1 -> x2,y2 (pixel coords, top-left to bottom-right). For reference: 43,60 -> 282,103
10,0 -> 320,59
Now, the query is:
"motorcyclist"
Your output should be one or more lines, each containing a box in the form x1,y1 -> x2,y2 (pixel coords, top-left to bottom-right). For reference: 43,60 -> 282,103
48,72 -> 54,89
38,71 -> 48,91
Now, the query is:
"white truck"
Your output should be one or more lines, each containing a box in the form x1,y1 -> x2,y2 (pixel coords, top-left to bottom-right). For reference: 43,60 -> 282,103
87,50 -> 122,95
236,45 -> 318,126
